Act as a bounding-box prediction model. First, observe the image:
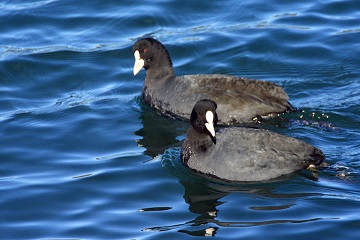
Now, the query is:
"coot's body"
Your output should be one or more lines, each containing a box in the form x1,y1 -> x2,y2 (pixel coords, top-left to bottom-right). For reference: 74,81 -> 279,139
181,99 -> 325,182
132,38 -> 293,125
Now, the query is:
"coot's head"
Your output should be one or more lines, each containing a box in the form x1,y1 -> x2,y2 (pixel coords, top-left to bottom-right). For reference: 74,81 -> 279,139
191,99 -> 218,144
132,38 -> 173,75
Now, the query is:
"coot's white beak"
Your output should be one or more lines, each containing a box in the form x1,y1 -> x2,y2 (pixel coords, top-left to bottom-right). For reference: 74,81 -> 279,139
133,50 -> 144,75
205,111 -> 216,138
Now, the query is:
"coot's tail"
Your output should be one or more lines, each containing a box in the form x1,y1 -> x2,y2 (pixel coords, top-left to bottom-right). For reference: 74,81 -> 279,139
310,148 -> 325,166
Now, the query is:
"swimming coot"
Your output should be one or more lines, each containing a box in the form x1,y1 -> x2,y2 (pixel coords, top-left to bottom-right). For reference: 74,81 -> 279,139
132,38 -> 294,125
181,99 -> 325,182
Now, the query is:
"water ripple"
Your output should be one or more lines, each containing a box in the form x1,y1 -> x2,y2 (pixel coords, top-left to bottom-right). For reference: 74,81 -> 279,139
1,0 -> 360,239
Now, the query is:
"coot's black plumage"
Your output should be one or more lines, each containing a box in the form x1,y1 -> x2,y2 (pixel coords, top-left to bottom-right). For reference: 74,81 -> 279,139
132,38 -> 294,125
181,99 -> 325,182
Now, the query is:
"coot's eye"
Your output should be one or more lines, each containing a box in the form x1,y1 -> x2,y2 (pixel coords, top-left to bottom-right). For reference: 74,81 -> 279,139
143,48 -> 148,53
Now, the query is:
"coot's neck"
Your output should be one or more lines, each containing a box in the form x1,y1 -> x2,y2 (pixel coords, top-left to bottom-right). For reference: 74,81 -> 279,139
144,47 -> 175,85
142,57 -> 175,106
141,46 -> 176,107
181,127 -> 214,163
145,65 -> 175,84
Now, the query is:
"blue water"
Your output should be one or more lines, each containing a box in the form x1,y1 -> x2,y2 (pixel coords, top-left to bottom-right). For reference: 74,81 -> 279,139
1,0 -> 360,239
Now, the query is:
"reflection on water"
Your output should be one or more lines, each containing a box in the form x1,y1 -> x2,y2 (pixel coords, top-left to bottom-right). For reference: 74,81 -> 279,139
143,170 -> 328,236
134,98 -> 188,157
144,148 -> 330,237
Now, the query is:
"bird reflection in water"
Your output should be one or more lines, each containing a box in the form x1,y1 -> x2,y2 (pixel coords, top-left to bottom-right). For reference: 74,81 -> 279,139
143,149 -> 324,237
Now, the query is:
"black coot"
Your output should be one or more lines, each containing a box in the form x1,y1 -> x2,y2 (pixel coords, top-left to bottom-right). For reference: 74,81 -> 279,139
132,38 -> 294,125
181,99 -> 325,182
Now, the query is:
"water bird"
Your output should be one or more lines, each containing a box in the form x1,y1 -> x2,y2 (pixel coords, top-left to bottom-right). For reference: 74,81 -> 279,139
132,38 -> 294,125
181,99 -> 325,182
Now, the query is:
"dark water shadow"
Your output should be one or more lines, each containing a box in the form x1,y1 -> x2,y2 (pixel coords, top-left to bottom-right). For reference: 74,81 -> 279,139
178,180 -> 326,237
143,175 -> 326,237
133,97 -> 188,158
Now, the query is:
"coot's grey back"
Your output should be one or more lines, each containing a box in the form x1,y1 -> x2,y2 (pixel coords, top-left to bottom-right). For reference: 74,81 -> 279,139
150,74 -> 292,124
186,127 -> 323,182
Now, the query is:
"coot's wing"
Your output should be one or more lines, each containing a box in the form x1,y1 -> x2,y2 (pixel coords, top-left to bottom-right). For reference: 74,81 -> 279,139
178,75 -> 292,124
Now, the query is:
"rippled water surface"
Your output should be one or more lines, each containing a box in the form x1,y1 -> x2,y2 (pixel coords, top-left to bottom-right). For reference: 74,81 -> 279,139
1,0 -> 359,239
